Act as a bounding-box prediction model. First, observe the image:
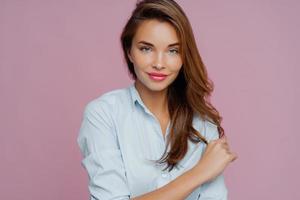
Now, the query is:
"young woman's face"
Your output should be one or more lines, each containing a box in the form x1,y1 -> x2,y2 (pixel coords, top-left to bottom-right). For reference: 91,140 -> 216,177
128,19 -> 183,92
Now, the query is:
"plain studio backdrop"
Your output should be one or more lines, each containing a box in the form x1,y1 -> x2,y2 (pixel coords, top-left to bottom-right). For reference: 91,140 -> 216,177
0,0 -> 299,199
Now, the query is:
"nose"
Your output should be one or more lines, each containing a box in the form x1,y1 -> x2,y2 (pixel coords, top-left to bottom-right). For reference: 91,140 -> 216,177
152,52 -> 165,70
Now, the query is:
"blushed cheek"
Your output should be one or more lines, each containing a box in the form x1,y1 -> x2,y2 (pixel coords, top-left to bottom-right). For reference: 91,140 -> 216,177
141,59 -> 152,68
170,61 -> 183,73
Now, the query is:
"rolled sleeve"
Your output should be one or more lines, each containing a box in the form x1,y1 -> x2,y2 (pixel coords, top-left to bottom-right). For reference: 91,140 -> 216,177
77,100 -> 131,200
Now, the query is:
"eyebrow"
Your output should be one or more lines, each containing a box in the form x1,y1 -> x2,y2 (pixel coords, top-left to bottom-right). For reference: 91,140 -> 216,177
138,41 -> 180,47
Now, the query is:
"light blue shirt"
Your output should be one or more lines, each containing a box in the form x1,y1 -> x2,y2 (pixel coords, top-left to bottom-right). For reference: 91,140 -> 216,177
77,82 -> 228,200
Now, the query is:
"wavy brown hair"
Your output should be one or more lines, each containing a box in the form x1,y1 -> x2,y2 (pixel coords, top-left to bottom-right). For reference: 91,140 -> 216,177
120,0 -> 225,172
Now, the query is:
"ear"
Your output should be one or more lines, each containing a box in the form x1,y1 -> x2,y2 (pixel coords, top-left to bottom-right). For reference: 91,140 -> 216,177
127,49 -> 133,63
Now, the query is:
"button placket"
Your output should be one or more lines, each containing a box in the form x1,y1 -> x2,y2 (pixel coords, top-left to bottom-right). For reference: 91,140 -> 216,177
145,110 -> 167,146
135,96 -> 169,144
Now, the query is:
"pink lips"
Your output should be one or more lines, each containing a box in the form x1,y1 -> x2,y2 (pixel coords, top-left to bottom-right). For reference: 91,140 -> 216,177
147,72 -> 168,81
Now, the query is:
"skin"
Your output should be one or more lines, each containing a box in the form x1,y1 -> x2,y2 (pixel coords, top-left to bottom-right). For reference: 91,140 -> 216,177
128,19 -> 238,200
127,19 -> 182,134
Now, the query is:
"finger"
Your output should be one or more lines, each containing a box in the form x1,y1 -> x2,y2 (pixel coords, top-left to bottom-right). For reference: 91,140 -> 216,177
230,152 -> 238,162
218,137 -> 227,144
220,135 -> 227,140
221,142 -> 229,150
220,135 -> 231,147
208,138 -> 218,144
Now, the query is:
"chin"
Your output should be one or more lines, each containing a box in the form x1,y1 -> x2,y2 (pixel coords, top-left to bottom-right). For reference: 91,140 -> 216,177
145,81 -> 170,92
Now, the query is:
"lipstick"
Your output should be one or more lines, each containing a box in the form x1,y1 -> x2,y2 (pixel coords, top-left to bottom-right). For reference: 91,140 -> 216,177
147,72 -> 168,81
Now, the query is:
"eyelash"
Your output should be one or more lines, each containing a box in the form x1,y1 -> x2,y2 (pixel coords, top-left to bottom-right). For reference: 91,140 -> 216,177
139,46 -> 152,52
169,49 -> 179,54
139,46 -> 179,54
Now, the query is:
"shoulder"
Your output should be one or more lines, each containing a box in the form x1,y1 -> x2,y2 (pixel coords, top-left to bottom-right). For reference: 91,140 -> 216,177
193,113 -> 220,142
204,119 -> 220,142
83,86 -> 130,119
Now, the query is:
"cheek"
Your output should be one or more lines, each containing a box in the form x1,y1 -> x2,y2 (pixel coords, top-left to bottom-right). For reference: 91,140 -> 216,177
168,57 -> 183,72
132,51 -> 152,68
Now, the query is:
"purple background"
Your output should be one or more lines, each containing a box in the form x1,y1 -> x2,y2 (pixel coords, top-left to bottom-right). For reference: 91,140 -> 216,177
1,0 -> 299,199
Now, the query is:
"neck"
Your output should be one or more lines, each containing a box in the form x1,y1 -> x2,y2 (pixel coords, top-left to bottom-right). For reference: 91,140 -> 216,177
134,80 -> 169,117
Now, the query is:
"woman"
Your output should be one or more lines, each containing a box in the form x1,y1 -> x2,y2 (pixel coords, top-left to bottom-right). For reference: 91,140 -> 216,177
77,0 -> 238,199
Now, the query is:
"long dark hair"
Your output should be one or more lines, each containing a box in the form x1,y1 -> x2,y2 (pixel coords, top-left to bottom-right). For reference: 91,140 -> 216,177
120,0 -> 225,172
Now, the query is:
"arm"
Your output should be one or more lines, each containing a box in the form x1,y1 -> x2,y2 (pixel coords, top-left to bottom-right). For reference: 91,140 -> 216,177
133,122 -> 232,200
198,174 -> 228,200
78,101 -> 236,200
132,166 -> 206,200
195,121 -> 229,200
77,100 -> 131,199
78,100 -> 207,200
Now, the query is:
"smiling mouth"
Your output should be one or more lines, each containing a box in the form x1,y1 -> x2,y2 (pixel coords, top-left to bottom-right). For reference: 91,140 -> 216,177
147,73 -> 168,81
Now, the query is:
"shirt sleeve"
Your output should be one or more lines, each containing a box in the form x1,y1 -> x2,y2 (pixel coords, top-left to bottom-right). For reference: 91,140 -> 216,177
77,100 -> 131,200
199,121 -> 228,200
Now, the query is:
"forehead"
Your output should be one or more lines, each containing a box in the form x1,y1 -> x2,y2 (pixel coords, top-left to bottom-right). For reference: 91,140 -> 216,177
133,19 -> 180,46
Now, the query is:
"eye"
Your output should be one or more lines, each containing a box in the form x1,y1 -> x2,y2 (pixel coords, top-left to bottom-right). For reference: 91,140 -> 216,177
169,48 -> 179,55
139,46 -> 152,53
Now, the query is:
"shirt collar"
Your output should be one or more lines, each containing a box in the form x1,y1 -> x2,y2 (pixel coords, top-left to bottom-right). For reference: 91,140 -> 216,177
128,82 -> 172,141
128,82 -> 151,114
129,82 -> 144,108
